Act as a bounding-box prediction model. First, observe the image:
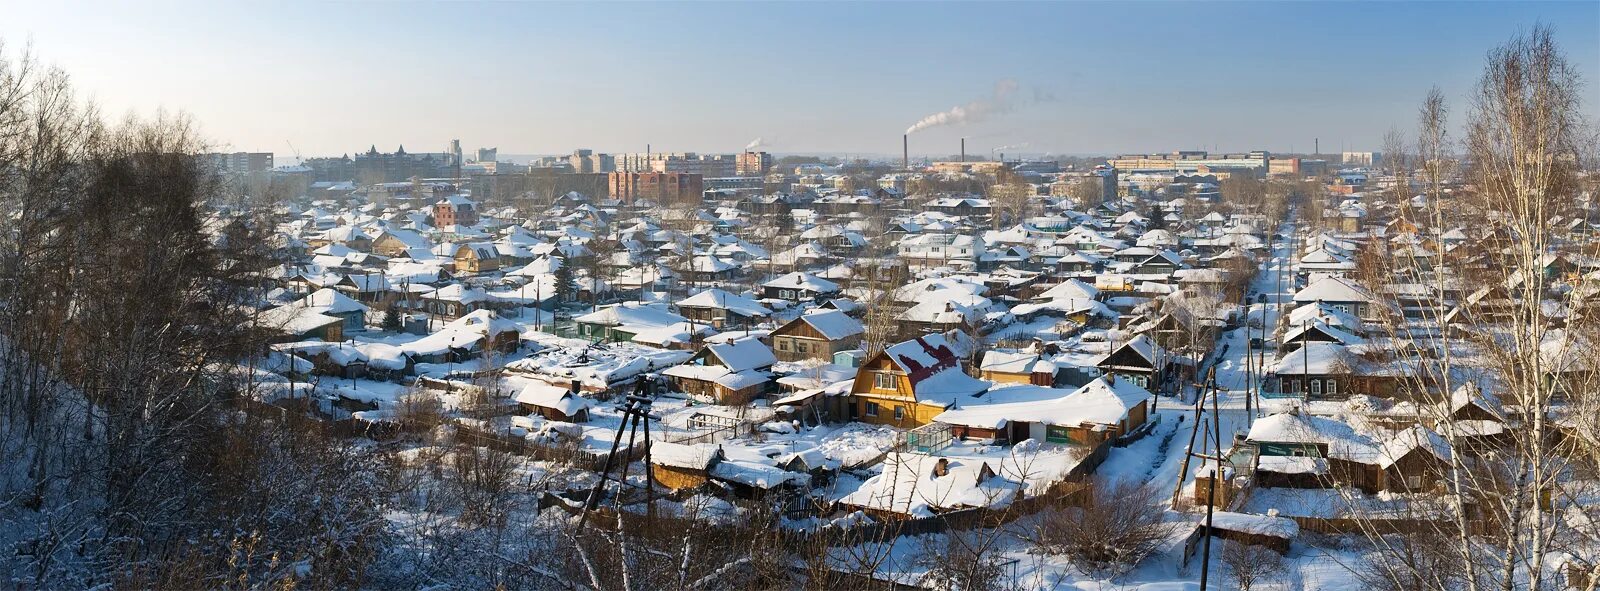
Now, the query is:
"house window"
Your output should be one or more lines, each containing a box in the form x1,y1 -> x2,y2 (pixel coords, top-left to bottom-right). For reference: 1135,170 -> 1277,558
796,341 -> 809,353
893,406 -> 905,421
873,372 -> 897,390
1291,449 -> 1307,457
777,340 -> 790,351
1405,475 -> 1422,489
865,402 -> 879,417
1325,380 -> 1337,396
1046,425 -> 1071,444
1311,380 -> 1322,396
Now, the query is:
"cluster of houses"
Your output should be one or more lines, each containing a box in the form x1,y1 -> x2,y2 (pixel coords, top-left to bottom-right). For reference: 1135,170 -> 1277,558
235,165 -> 1592,556
1179,186 -> 1600,553
237,177 -> 1289,522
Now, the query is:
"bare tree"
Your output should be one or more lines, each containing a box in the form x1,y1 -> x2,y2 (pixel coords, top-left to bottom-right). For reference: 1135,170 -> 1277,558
1221,540 -> 1287,591
1028,479 -> 1172,578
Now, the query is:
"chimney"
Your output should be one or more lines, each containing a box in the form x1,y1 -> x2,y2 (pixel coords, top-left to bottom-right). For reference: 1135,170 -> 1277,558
903,134 -> 909,170
960,137 -> 965,163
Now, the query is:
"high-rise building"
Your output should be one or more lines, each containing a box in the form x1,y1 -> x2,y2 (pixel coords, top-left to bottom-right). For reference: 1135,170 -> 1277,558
608,171 -> 703,205
736,151 -> 773,177
1108,151 -> 1270,175
449,139 -> 463,166
349,145 -> 453,183
615,152 -> 734,177
1342,151 -> 1380,166
205,152 -> 274,175
477,147 -> 498,163
569,149 -> 614,173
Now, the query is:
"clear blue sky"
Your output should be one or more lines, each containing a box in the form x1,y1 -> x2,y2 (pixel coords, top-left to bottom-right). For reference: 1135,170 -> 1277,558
2,1 -> 1596,158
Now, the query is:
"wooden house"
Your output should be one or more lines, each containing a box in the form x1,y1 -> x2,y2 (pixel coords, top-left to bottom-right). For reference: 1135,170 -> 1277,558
933,376 -> 1150,445
371,228 -> 431,258
257,304 -> 345,343
661,338 -> 777,405
453,243 -> 501,274
1376,425 -> 1452,492
844,334 -> 989,427
761,272 -> 842,303
1095,334 -> 1172,392
422,284 -> 491,321
649,442 -> 721,491
1293,275 -> 1384,321
514,382 -> 591,422
977,350 -> 1056,386
769,309 -> 865,362
675,288 -> 771,330
1267,341 -> 1407,400
1246,411 -> 1382,493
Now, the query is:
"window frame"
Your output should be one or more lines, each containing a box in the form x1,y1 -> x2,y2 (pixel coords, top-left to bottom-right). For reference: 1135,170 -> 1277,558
1045,425 -> 1072,444
873,372 -> 897,391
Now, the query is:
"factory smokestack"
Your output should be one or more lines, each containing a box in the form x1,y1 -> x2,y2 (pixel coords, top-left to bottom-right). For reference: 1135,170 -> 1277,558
1314,137 -> 1319,155
903,134 -> 909,170
960,138 -> 965,163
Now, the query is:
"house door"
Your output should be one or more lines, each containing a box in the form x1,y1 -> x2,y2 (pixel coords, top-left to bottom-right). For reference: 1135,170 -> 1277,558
1010,422 -> 1030,444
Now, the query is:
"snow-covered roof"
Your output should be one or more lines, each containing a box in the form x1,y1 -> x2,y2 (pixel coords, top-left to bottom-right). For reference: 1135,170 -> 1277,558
678,288 -> 771,317
650,441 -> 719,471
763,271 -> 840,293
1247,412 -> 1379,463
879,334 -> 989,406
932,376 -> 1150,430
256,305 -> 343,335
1294,275 -> 1378,304
1377,424 -> 1451,469
1034,279 -> 1099,301
514,382 -> 590,416
1205,511 -> 1300,539
401,310 -> 520,356
796,309 -> 865,340
1269,342 -> 1363,375
299,287 -> 370,315
837,452 -> 1019,518
978,350 -> 1047,374
704,338 -> 777,372
710,460 -> 809,489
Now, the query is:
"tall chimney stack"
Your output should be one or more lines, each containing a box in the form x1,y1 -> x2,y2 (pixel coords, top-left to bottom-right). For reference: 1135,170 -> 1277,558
960,138 -> 965,163
903,134 -> 909,170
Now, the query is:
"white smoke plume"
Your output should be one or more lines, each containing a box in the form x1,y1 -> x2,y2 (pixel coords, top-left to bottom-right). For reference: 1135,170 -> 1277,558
992,142 -> 1031,153
905,79 -> 1019,135
745,137 -> 768,151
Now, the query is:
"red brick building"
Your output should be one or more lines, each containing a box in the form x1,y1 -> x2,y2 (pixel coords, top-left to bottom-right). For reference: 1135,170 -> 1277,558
608,171 -> 704,205
736,151 -> 773,177
432,195 -> 479,227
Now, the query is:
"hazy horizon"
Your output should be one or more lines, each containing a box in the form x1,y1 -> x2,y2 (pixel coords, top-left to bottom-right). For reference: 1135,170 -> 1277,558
3,0 -> 1596,158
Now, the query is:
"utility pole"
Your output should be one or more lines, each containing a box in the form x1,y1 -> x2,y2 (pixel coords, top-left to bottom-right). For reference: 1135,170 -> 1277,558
1198,410 -> 1221,591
